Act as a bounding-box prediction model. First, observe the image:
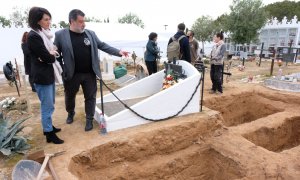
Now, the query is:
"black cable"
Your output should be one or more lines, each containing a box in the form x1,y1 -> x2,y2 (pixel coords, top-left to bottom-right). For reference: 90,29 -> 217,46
200,67 -> 205,112
99,76 -> 202,122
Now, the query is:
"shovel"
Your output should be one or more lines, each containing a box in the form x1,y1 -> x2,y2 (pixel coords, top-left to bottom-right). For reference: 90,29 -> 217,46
12,160 -> 46,180
25,150 -> 65,180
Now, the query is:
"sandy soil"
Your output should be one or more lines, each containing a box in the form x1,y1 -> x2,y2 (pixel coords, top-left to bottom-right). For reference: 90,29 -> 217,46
1,60 -> 300,179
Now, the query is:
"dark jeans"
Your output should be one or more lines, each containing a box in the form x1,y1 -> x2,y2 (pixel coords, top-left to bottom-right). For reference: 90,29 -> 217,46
63,73 -> 97,120
145,60 -> 157,75
210,64 -> 223,93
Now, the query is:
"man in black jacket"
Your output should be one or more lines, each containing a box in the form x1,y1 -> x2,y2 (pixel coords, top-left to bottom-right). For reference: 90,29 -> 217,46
54,9 -> 128,131
168,23 -> 191,63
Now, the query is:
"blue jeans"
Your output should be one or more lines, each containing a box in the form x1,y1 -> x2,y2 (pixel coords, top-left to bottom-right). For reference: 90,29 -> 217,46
34,83 -> 55,132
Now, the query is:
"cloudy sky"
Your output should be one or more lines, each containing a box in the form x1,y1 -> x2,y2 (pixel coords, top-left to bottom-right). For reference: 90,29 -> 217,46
0,0 -> 285,30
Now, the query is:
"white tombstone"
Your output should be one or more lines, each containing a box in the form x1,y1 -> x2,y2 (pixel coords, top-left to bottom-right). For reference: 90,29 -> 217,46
101,55 -> 115,80
239,51 -> 248,59
95,60 -> 201,132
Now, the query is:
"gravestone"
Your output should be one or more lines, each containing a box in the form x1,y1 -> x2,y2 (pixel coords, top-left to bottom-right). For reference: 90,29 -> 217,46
282,53 -> 295,63
239,51 -> 248,60
102,56 -> 115,80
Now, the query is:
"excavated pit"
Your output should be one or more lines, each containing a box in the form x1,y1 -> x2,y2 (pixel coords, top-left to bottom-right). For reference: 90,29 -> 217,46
67,92 -> 300,179
68,114 -> 246,179
70,146 -> 245,180
204,92 -> 283,127
243,116 -> 300,152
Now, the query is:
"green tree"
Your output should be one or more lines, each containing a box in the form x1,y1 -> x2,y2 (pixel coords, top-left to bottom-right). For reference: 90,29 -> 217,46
213,14 -> 229,33
191,15 -> 215,54
51,24 -> 57,28
118,13 -> 145,29
264,1 -> 300,21
58,21 -> 69,28
9,6 -> 28,27
0,16 -> 11,28
85,17 -> 102,23
227,0 -> 268,44
22,7 -> 30,26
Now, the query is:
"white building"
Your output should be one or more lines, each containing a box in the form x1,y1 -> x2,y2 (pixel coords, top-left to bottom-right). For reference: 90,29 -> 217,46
258,16 -> 300,59
223,16 -> 300,60
223,33 -> 258,58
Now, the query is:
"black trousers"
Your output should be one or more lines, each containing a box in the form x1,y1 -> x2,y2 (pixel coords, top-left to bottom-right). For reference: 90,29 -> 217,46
63,72 -> 97,120
145,60 -> 157,75
210,64 -> 223,93
28,74 -> 35,90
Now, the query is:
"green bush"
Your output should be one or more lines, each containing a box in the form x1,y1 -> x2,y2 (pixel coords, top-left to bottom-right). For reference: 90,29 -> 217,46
0,113 -> 30,156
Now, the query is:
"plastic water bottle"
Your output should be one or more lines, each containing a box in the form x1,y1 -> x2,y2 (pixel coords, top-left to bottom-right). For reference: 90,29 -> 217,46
99,113 -> 107,134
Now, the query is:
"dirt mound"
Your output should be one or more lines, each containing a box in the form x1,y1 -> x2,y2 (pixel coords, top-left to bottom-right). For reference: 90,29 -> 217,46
204,92 -> 284,126
68,114 -> 242,179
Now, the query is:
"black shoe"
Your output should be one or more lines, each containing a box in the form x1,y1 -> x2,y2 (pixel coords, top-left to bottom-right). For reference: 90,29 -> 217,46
66,112 -> 75,124
44,131 -> 64,144
85,119 -> 93,131
52,125 -> 61,133
43,125 -> 61,135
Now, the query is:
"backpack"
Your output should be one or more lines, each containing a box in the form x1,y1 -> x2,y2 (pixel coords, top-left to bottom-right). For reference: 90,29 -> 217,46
167,35 -> 186,61
3,62 -> 15,81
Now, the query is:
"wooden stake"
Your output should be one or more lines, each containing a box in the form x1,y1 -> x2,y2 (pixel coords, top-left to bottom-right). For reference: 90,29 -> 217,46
22,74 -> 31,113
15,58 -> 21,87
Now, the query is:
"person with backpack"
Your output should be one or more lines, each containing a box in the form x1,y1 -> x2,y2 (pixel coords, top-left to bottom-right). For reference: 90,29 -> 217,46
210,32 -> 226,95
167,23 -> 191,63
144,32 -> 160,75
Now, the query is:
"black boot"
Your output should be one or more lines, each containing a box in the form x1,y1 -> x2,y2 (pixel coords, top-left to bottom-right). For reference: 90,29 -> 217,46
52,125 -> 61,133
66,111 -> 75,124
43,125 -> 61,135
44,131 -> 64,144
85,119 -> 93,131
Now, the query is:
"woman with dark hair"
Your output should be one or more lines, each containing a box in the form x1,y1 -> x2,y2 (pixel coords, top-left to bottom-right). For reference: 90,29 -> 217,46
27,7 -> 63,144
21,31 -> 35,92
210,31 -> 225,94
144,32 -> 159,75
